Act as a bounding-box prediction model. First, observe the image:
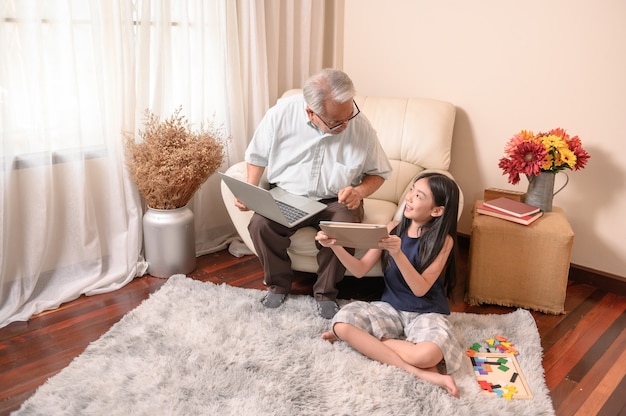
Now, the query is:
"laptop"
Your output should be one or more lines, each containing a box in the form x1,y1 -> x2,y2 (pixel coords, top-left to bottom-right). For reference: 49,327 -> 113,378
219,172 -> 327,228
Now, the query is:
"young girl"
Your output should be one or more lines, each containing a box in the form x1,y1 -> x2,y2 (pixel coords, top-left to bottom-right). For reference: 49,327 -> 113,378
316,172 -> 463,397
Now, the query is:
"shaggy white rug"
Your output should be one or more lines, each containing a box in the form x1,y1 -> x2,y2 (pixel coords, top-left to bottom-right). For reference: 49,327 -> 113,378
14,275 -> 555,416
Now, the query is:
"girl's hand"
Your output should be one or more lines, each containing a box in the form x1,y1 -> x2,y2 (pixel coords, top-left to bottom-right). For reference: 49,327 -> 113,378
315,230 -> 336,247
378,235 -> 402,257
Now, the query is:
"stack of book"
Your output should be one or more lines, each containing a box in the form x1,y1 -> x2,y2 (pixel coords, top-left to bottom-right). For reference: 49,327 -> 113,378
476,197 -> 543,225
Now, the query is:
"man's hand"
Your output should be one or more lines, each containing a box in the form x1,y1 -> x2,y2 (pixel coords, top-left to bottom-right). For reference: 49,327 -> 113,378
234,197 -> 249,211
235,163 -> 265,211
338,186 -> 363,210
338,175 -> 385,210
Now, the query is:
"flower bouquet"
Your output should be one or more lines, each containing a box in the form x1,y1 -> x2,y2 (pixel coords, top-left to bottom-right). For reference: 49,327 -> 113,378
124,107 -> 227,209
498,128 -> 590,212
498,128 -> 590,185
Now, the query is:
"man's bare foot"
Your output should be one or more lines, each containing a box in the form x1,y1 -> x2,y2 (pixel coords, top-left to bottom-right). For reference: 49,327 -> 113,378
321,330 -> 338,343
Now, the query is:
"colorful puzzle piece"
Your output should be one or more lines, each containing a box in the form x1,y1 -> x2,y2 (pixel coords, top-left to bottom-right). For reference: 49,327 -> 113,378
478,380 -> 493,392
505,384 -> 518,394
466,336 -> 521,356
502,390 -> 514,400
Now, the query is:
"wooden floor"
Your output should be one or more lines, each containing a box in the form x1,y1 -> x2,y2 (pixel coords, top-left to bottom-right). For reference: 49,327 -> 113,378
1,245 -> 625,416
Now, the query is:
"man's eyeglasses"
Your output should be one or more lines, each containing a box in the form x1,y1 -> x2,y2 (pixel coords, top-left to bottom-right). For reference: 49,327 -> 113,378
314,100 -> 360,131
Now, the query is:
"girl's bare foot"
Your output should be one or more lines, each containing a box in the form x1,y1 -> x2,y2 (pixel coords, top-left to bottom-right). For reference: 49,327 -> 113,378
321,330 -> 338,343
413,366 -> 459,397
436,374 -> 459,397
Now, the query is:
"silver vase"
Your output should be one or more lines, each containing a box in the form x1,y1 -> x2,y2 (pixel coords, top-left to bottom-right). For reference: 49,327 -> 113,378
525,171 -> 569,212
143,205 -> 196,278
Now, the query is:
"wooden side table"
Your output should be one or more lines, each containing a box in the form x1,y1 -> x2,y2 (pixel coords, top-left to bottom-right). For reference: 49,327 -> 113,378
467,200 -> 574,314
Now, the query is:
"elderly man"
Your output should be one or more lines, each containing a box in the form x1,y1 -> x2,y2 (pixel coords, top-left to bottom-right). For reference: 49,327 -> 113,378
235,68 -> 392,319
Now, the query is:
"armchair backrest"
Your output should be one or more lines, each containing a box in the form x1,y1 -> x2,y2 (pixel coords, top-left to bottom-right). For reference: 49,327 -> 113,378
280,89 -> 456,205
355,95 -> 455,204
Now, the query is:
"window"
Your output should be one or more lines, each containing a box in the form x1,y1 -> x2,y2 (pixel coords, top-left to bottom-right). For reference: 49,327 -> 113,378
1,1 -> 106,157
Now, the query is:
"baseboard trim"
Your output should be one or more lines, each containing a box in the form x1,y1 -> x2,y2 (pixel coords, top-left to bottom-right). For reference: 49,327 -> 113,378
567,264 -> 626,297
458,234 -> 626,297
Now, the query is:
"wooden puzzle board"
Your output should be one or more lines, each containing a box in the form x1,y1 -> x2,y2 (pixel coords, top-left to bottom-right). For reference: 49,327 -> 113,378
469,353 -> 533,399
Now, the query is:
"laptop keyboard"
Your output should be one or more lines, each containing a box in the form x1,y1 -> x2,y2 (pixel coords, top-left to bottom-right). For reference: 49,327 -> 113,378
276,200 -> 308,223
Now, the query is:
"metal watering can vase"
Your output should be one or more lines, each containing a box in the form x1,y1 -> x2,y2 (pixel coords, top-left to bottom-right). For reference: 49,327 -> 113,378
525,171 -> 569,212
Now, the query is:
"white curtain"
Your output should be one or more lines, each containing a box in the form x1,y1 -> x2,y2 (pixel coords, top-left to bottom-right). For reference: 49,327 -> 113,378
0,1 -> 144,328
0,0 -> 341,328
130,0 -> 238,256
234,0 -> 343,137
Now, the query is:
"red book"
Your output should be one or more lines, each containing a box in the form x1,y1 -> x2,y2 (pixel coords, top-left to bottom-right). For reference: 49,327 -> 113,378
483,197 -> 541,218
476,203 -> 543,226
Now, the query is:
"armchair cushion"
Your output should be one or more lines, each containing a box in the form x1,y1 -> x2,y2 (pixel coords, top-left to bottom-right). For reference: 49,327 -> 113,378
220,90 -> 462,277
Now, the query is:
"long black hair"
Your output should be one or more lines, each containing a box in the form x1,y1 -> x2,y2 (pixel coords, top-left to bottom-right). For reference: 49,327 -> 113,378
382,172 -> 460,298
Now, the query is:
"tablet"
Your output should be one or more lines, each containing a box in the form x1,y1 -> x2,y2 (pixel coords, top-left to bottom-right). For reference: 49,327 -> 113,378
319,221 -> 389,249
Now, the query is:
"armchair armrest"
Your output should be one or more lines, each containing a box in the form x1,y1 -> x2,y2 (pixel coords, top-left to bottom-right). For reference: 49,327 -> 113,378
220,161 -> 259,255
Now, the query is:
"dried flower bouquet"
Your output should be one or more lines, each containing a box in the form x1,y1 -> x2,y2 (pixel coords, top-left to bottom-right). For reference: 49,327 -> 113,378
124,107 -> 227,209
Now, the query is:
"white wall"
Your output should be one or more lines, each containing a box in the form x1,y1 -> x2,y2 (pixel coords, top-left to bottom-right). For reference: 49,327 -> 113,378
343,0 -> 626,278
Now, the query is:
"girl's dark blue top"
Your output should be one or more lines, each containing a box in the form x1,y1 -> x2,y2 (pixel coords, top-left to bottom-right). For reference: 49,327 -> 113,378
380,234 -> 450,314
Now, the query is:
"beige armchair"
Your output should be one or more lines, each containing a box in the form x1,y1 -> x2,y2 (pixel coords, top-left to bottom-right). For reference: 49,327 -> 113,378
220,89 -> 463,276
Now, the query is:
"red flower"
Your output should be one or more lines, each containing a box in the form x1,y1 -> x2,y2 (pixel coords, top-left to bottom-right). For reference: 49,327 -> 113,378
498,140 -> 546,184
567,135 -> 591,170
